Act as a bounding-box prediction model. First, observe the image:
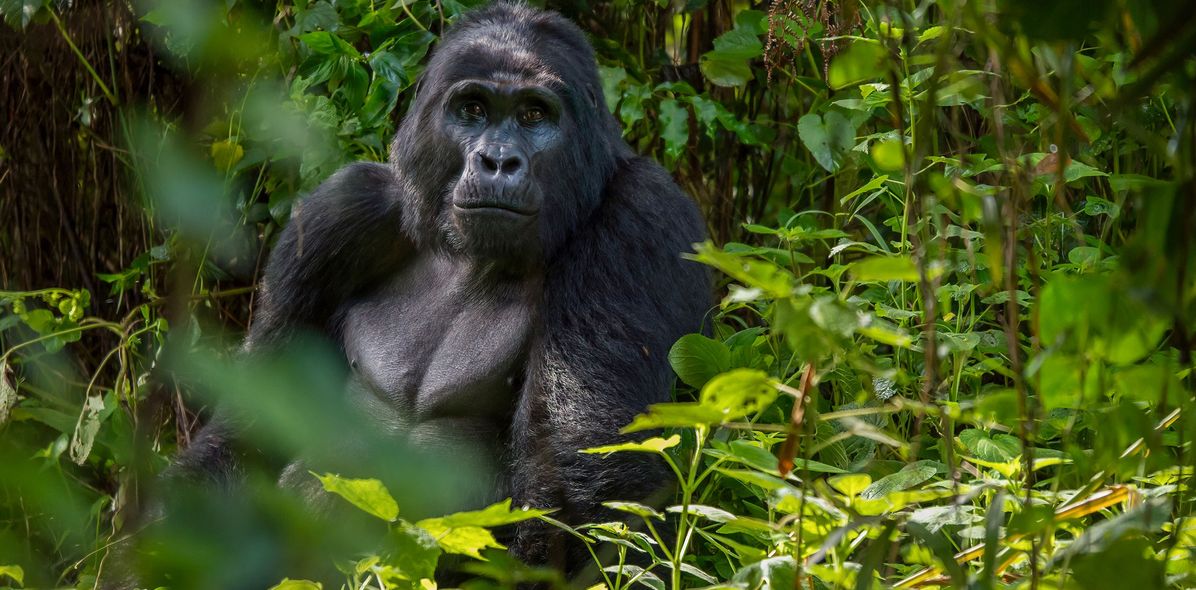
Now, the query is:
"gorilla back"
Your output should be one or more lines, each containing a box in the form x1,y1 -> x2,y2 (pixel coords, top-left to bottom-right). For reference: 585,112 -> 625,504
147,1 -> 710,582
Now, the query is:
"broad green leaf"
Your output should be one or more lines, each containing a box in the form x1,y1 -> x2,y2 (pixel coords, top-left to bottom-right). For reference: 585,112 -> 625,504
1,0 -> 46,29
269,580 -> 322,590
870,140 -> 904,171
733,556 -> 798,590
417,522 -> 502,559
828,473 -> 872,497
724,439 -> 780,472
582,435 -> 681,455
622,402 -> 726,433
1062,161 -> 1107,183
1113,364 -> 1183,405
827,40 -> 886,89
210,139 -> 244,172
668,334 -> 732,388
0,565 -> 23,586
699,369 -> 777,421
659,99 -> 689,159
850,254 -> 919,282
700,51 -> 754,87
431,499 -> 550,528
859,461 -> 938,500
798,111 -> 855,172
808,297 -> 858,338
390,523 -> 440,581
909,505 -> 979,532
691,241 -> 793,296
858,324 -> 913,348
68,394 -> 105,465
958,429 -> 1019,462
314,473 -> 399,521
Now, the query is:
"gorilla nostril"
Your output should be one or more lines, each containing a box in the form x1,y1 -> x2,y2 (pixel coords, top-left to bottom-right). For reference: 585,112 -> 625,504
500,156 -> 522,175
479,153 -> 500,173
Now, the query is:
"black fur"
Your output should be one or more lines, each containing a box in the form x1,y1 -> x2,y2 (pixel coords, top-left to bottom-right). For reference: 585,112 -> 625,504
132,2 -> 709,583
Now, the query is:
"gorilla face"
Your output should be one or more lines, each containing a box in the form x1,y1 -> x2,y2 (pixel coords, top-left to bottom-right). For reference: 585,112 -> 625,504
391,7 -> 620,264
439,78 -> 565,259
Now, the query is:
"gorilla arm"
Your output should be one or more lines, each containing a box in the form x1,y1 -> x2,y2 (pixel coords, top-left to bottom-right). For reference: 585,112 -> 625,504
510,156 -> 710,569
169,161 -> 408,484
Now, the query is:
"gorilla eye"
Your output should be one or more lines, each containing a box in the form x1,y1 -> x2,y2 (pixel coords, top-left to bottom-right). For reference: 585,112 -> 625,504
519,106 -> 547,126
459,101 -> 486,120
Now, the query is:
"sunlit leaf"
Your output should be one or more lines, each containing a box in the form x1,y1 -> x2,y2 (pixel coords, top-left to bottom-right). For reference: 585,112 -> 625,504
315,473 -> 399,521
699,369 -> 777,421
582,435 -> 681,455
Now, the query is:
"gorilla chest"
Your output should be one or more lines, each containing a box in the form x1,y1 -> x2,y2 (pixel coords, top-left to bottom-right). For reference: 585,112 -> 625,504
339,255 -> 535,427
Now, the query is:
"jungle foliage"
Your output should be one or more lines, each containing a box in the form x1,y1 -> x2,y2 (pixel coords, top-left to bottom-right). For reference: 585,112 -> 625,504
1,0 -> 1195,589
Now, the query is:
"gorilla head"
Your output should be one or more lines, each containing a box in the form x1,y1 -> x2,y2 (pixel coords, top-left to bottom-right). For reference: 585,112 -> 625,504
390,4 -> 624,263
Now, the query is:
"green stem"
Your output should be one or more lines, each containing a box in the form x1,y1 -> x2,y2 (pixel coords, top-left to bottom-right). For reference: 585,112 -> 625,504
49,9 -> 118,106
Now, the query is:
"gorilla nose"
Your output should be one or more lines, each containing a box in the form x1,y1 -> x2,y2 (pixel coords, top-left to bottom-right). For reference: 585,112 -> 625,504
476,146 -> 525,181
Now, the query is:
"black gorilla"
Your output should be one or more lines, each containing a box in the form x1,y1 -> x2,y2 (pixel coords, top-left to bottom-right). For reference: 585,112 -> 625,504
162,0 -> 708,578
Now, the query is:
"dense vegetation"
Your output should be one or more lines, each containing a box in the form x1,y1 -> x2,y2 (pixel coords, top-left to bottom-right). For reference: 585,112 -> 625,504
2,0 -> 1195,588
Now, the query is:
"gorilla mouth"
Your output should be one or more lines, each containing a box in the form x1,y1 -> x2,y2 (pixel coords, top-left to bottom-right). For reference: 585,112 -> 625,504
453,201 -> 539,217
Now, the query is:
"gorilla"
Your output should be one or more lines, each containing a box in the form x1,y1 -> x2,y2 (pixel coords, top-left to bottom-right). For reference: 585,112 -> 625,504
138,1 -> 708,582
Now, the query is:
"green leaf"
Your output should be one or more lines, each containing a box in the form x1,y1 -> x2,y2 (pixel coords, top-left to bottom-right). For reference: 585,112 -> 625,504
582,435 -> 681,455
700,369 -> 777,421
658,99 -> 689,159
390,522 -> 441,580
958,429 -> 1019,462
840,174 -> 889,203
828,473 -> 872,497
431,499 -> 550,528
725,439 -> 780,472
314,473 -> 399,521
695,23 -> 765,89
0,565 -> 23,586
666,504 -> 736,522
68,394 -> 105,465
733,556 -> 798,590
711,27 -> 763,60
622,402 -> 726,433
859,461 -> 937,500
798,111 -> 856,172
909,505 -> 978,532
700,50 -> 754,87
827,40 -> 886,89
604,565 -> 665,590
269,580 -> 322,590
0,0 -> 46,29
669,334 -> 732,388
603,500 -> 664,520
1050,497 -> 1170,564
417,522 -> 502,559
1113,364 -> 1183,404
870,139 -> 904,171
210,139 -> 244,172
691,242 -> 793,296
849,254 -> 919,282
1062,160 -> 1107,183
